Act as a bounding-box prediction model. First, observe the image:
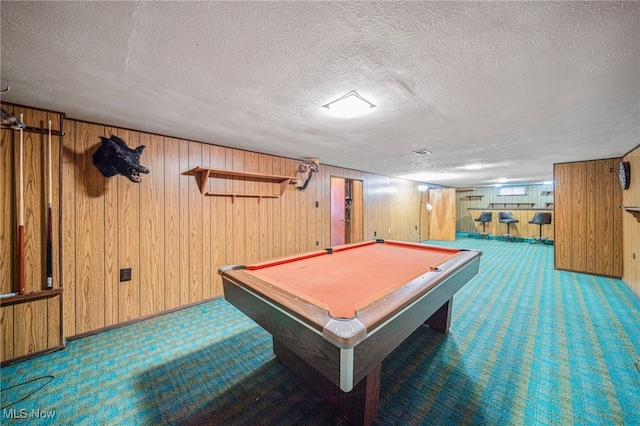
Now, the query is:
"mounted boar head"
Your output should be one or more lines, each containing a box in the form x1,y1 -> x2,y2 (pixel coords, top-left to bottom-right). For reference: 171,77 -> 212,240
92,135 -> 149,183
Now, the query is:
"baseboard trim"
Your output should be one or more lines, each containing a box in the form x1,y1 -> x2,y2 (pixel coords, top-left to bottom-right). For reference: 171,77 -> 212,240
66,295 -> 224,342
1,344 -> 67,368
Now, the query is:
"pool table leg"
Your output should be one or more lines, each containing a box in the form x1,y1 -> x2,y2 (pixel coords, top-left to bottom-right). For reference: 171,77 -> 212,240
273,338 -> 381,426
424,298 -> 452,333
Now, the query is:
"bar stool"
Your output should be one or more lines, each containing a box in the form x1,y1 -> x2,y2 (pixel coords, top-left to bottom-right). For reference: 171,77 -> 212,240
474,212 -> 492,239
529,212 -> 552,244
499,211 -> 519,242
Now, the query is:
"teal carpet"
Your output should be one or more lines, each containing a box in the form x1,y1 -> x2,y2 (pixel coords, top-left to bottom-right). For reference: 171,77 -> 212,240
2,237 -> 639,425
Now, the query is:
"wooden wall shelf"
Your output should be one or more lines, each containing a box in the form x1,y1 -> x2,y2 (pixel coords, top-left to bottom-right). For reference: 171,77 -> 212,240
468,207 -> 552,211
462,195 -> 483,201
183,167 -> 296,202
488,202 -> 535,209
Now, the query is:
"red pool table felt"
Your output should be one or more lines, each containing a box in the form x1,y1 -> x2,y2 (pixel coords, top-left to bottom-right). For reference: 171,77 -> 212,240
243,240 -> 461,319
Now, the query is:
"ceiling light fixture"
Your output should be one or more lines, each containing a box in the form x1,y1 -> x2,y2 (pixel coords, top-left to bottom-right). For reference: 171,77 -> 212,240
323,91 -> 376,119
464,164 -> 483,170
412,149 -> 432,156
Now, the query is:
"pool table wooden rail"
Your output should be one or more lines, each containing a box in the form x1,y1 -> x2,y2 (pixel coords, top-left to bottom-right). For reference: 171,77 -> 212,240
221,248 -> 478,346
354,250 -> 481,333
222,277 -> 347,385
220,267 -> 332,332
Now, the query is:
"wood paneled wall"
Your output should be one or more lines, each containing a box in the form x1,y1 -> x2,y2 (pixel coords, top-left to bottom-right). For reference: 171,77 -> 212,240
4,104 -> 635,363
622,145 -> 640,296
1,104 -> 426,362
1,105 -> 64,362
59,121 -> 423,337
456,184 -> 554,233
554,158 -> 623,277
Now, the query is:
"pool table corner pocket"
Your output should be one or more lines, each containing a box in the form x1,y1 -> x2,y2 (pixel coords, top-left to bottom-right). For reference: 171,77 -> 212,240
323,317 -> 367,349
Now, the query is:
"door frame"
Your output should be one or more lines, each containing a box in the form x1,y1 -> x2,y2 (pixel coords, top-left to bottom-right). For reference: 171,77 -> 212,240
330,176 -> 364,246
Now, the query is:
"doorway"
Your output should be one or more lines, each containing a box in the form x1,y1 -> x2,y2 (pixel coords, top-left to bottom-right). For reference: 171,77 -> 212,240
330,177 -> 363,246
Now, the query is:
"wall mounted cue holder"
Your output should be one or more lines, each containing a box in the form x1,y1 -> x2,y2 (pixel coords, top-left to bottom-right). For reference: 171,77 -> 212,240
0,125 -> 65,136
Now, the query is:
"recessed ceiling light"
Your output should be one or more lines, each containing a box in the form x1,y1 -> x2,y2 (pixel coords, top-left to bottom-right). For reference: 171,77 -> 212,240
323,91 -> 375,119
412,149 -> 432,156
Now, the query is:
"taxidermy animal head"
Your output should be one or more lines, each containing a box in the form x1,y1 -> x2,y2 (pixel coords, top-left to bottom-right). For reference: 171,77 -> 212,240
1,106 -> 26,130
293,159 -> 319,190
92,135 -> 149,183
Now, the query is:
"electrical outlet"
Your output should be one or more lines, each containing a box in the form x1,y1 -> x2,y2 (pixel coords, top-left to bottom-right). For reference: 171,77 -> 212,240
315,201 -> 319,208
120,268 -> 132,282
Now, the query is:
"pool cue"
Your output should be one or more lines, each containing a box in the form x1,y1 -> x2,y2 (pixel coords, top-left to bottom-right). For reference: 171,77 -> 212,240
17,114 -> 25,295
46,119 -> 53,289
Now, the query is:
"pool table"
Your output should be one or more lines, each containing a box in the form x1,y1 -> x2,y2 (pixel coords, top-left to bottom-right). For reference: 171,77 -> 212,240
220,239 -> 481,425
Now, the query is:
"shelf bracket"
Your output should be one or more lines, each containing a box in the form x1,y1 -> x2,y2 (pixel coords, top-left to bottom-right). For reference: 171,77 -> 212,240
621,206 -> 640,223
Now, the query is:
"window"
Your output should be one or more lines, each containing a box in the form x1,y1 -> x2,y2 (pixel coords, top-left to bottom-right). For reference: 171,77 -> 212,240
498,186 -> 526,196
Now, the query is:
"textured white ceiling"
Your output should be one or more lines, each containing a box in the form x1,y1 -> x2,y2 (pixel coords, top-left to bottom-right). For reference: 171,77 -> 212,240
1,1 -> 638,187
